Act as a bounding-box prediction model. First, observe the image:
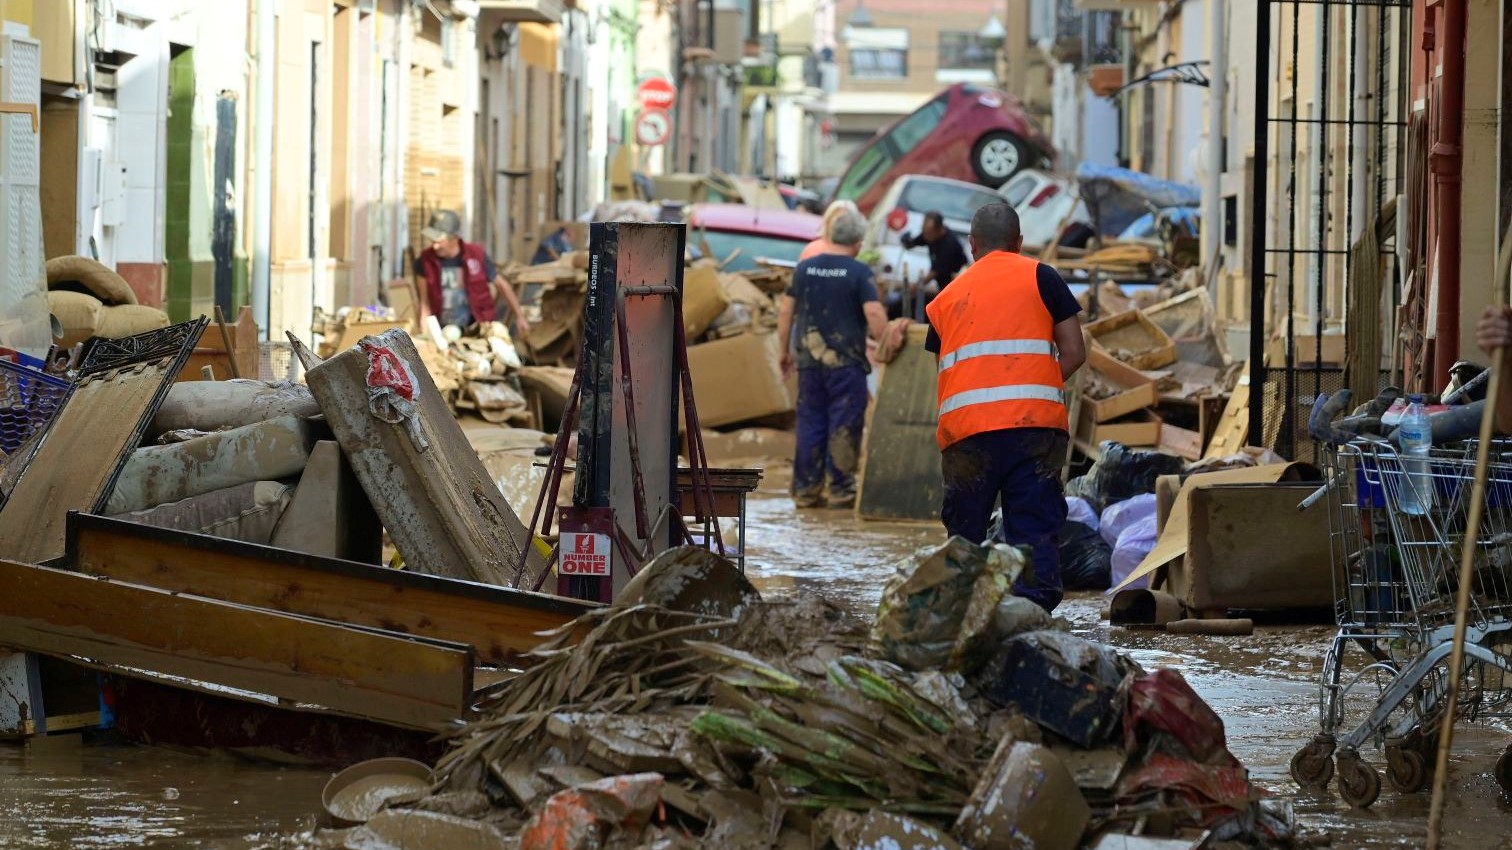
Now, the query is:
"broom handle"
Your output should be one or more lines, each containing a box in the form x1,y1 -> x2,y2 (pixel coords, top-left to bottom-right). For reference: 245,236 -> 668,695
1426,223 -> 1512,849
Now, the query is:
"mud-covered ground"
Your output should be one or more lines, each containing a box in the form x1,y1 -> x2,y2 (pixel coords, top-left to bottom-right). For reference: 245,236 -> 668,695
3,482 -> 1512,848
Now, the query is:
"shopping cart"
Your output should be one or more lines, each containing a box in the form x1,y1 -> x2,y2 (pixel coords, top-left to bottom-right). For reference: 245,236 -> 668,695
0,358 -> 70,458
1291,436 -> 1512,807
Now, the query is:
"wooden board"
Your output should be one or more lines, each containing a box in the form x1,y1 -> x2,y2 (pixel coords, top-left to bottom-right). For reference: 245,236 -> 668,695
1202,369 -> 1251,459
0,558 -> 473,729
303,328 -> 543,587
0,320 -> 207,564
68,513 -> 594,666
857,325 -> 943,522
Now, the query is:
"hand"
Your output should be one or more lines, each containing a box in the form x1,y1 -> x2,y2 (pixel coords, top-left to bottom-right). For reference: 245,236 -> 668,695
514,315 -> 531,341
780,351 -> 795,378
1477,305 -> 1512,353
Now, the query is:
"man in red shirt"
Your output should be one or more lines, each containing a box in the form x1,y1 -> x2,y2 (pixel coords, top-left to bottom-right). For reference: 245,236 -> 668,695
412,209 -> 529,339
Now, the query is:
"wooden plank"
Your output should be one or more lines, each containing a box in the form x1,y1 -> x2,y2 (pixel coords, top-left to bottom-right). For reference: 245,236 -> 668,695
1158,423 -> 1204,461
0,558 -> 473,729
0,320 -> 207,564
857,325 -> 944,522
1202,370 -> 1251,459
67,513 -> 595,666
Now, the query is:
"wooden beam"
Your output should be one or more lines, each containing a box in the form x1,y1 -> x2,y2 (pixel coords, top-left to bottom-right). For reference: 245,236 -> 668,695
67,513 -> 595,665
0,558 -> 474,729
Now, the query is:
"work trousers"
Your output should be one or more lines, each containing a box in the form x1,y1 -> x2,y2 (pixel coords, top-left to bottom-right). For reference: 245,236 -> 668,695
793,365 -> 869,506
941,427 -> 1069,612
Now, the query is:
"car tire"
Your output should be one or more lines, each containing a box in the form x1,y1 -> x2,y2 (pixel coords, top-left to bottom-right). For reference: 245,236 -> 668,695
971,132 -> 1029,187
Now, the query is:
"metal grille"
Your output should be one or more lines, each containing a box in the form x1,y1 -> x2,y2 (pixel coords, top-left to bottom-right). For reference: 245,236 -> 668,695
1247,0 -> 1413,460
0,360 -> 69,455
1260,366 -> 1393,466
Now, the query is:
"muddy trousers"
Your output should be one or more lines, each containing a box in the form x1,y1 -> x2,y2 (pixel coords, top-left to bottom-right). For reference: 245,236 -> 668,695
792,366 -> 869,506
940,427 -> 1069,612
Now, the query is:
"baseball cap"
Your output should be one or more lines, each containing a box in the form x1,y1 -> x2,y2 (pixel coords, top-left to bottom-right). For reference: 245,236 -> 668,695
422,209 -> 462,244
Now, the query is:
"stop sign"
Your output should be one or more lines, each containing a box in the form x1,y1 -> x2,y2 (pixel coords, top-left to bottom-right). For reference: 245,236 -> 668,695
637,77 -> 677,111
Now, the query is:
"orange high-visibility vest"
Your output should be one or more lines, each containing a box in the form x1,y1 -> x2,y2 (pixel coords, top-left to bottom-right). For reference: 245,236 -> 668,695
925,250 -> 1067,450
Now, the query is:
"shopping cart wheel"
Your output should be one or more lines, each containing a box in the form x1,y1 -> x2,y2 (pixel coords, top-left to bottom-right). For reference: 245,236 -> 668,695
1337,751 -> 1382,808
1290,736 -> 1336,787
1385,745 -> 1428,793
1496,745 -> 1512,794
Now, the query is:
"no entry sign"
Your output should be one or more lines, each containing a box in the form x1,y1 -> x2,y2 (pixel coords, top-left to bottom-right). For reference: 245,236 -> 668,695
635,109 -> 672,147
637,76 -> 677,111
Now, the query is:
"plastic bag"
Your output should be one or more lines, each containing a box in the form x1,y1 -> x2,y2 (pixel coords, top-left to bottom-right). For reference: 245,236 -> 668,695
1066,442 -> 1186,513
1100,493 -> 1157,548
1110,515 -> 1159,591
1066,495 -> 1099,530
1059,520 -> 1113,590
870,536 -> 1028,672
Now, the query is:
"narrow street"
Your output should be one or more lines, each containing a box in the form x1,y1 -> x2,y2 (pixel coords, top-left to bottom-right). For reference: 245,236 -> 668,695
5,479 -> 1512,848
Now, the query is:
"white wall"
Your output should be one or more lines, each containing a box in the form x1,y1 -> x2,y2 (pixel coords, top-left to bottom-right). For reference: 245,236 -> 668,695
1172,0 -> 1204,184
109,15 -> 167,268
1081,80 -> 1119,168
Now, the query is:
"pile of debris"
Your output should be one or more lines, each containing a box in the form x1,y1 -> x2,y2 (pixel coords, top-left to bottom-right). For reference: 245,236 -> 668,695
1074,286 -> 1245,463
264,539 -> 1310,850
509,249 -> 797,429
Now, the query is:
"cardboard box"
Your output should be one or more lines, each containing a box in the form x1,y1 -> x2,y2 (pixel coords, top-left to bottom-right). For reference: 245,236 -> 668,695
682,265 -> 730,339
1083,347 -> 1157,423
1165,483 -> 1333,613
686,331 -> 793,428
1086,309 -> 1176,370
1077,408 -> 1161,450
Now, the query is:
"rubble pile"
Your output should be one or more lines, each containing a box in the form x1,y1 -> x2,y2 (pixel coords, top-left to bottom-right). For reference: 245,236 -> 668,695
265,541 -> 1311,850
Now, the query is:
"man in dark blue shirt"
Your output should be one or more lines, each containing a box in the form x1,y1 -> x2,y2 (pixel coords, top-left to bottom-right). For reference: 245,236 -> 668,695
777,210 -> 888,509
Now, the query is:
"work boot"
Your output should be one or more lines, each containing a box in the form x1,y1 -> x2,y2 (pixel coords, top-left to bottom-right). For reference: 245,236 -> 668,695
793,495 -> 827,509
828,491 -> 856,510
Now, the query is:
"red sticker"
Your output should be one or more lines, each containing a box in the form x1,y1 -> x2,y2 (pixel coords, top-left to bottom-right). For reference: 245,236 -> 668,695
359,340 -> 417,403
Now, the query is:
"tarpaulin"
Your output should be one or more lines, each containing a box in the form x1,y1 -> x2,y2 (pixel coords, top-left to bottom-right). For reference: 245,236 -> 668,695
1074,163 -> 1202,237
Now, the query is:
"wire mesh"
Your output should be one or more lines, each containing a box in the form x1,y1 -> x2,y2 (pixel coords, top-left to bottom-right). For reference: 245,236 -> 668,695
0,359 -> 69,456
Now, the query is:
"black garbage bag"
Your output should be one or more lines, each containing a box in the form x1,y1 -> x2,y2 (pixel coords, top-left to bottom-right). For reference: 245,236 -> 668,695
1059,519 -> 1112,591
1066,441 -> 1187,513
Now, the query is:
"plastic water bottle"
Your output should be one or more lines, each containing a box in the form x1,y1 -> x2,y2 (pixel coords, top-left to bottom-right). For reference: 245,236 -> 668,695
1397,394 -> 1434,515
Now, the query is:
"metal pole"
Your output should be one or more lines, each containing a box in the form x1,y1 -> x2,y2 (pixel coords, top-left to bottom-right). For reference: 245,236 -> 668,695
251,0 -> 276,341
1426,220 -> 1512,850
1204,0 -> 1227,301
1247,0 -> 1271,445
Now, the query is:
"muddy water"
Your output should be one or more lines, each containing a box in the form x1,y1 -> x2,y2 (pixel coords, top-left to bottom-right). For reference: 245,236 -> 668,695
4,480 -> 1512,847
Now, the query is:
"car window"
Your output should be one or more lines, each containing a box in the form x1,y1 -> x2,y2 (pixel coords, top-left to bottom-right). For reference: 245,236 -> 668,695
898,181 -> 1001,224
835,143 -> 897,202
1000,174 -> 1038,208
695,230 -> 809,271
884,97 -> 948,153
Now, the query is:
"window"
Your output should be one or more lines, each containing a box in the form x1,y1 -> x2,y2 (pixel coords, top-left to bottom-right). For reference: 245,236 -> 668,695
846,27 -> 909,80
897,181 -> 1002,228
835,144 -> 897,203
884,97 -> 947,152
850,48 -> 907,79
938,32 -> 996,71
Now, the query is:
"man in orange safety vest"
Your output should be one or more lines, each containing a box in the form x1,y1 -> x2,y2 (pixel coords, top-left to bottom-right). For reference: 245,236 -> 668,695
924,202 -> 1086,612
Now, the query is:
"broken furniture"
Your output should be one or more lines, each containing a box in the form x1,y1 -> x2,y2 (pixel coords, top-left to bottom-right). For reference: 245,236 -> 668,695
674,467 -> 761,571
0,511 -> 595,752
177,305 -> 258,382
0,319 -> 207,563
858,324 -> 945,522
299,327 -> 543,588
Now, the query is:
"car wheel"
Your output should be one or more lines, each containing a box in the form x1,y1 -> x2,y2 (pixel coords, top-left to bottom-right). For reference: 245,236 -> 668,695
971,132 -> 1028,187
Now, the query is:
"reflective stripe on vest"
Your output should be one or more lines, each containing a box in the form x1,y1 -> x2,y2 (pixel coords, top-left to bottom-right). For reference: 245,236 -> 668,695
937,338 -> 1055,373
939,384 -> 1065,416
